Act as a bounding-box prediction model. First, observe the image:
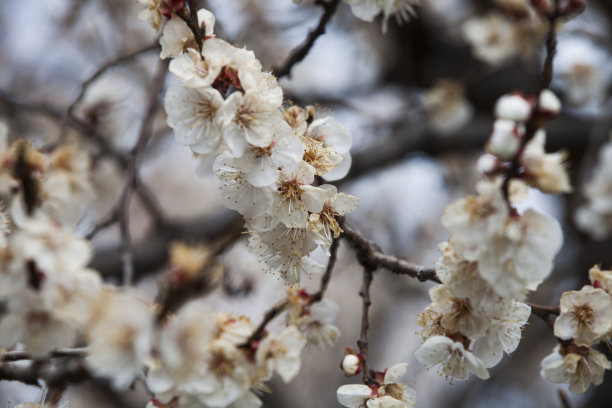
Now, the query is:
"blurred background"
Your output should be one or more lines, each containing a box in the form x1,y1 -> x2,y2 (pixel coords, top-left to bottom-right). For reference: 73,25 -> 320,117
0,0 -> 611,406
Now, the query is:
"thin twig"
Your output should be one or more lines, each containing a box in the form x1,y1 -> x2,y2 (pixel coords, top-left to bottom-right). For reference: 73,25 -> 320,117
502,0 -> 561,204
2,348 -> 88,363
62,42 -> 159,133
527,301 -> 560,330
339,219 -> 440,283
117,59 -> 169,286
273,0 -> 342,79
0,359 -> 89,387
241,299 -> 290,348
558,389 -> 572,408
357,265 -> 375,385
309,237 -> 340,304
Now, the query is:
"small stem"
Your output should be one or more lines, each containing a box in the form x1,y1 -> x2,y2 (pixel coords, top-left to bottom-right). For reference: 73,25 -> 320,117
339,219 -> 440,283
526,301 -> 560,330
358,265 -> 375,385
241,300 -> 289,348
273,0 -> 342,79
309,237 -> 340,304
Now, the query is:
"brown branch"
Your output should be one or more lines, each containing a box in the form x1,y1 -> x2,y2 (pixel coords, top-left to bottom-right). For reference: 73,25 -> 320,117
558,389 -> 572,408
357,264 -> 375,385
117,59 -> 169,286
273,0 -> 342,79
62,42 -> 159,129
526,301 -> 560,330
309,237 -> 340,304
2,348 -> 87,363
241,299 -> 289,348
0,359 -> 89,387
502,0 -> 561,204
339,219 -> 440,283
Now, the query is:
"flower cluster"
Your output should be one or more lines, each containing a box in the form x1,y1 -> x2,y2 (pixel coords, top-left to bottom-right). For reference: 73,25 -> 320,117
479,90 -> 570,194
540,265 -> 612,393
343,0 -> 421,33
159,6 -> 359,284
0,139 -> 100,357
414,90 -> 569,381
575,138 -> 612,239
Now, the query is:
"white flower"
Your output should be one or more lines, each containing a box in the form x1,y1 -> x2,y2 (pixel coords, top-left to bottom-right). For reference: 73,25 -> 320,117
248,230 -> 325,285
462,12 -> 520,66
415,335 -> 489,381
40,144 -> 94,226
233,130 -> 303,188
10,201 -> 92,275
473,300 -> 531,367
477,208 -> 563,299
337,363 -> 416,408
494,94 -> 532,122
486,119 -> 523,160
307,117 -> 353,181
212,152 -> 273,217
538,89 -> 561,116
428,285 -> 489,339
380,0 -> 419,33
86,291 -> 154,389
521,130 -> 572,194
309,184 -> 359,241
441,179 -> 508,262
271,162 -> 329,228
197,8 -> 216,37
575,140 -> 612,239
589,265 -> 612,295
0,291 -> 77,357
165,86 -> 225,155
342,354 -> 362,376
160,18 -> 195,59
554,286 -> 612,346
422,79 -> 473,136
220,91 -> 283,157
291,298 -> 341,349
255,326 -> 306,382
541,345 -> 611,393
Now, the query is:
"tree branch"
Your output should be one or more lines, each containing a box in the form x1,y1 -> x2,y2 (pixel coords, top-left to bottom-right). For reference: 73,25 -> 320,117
273,0 -> 342,79
117,59 -> 169,286
526,301 -> 560,330
339,219 -> 440,283
357,264 -> 375,385
309,237 -> 340,304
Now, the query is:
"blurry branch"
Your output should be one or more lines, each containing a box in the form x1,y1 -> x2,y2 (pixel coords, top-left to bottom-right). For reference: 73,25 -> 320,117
273,0 -> 342,79
558,389 -> 572,408
527,301 -> 560,330
309,237 -> 340,304
117,59 -> 169,286
91,211 -> 241,280
502,0 -> 561,203
0,359 -> 89,387
155,216 -> 245,319
242,299 -> 289,348
0,89 -> 165,226
345,113 -> 590,182
62,42 -> 160,133
2,348 -> 88,363
357,264 -> 375,385
340,219 -> 440,283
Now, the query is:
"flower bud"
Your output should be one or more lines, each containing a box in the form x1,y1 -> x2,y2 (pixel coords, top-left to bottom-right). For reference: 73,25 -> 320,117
538,89 -> 561,116
495,94 -> 532,122
341,353 -> 362,376
487,119 -> 523,160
